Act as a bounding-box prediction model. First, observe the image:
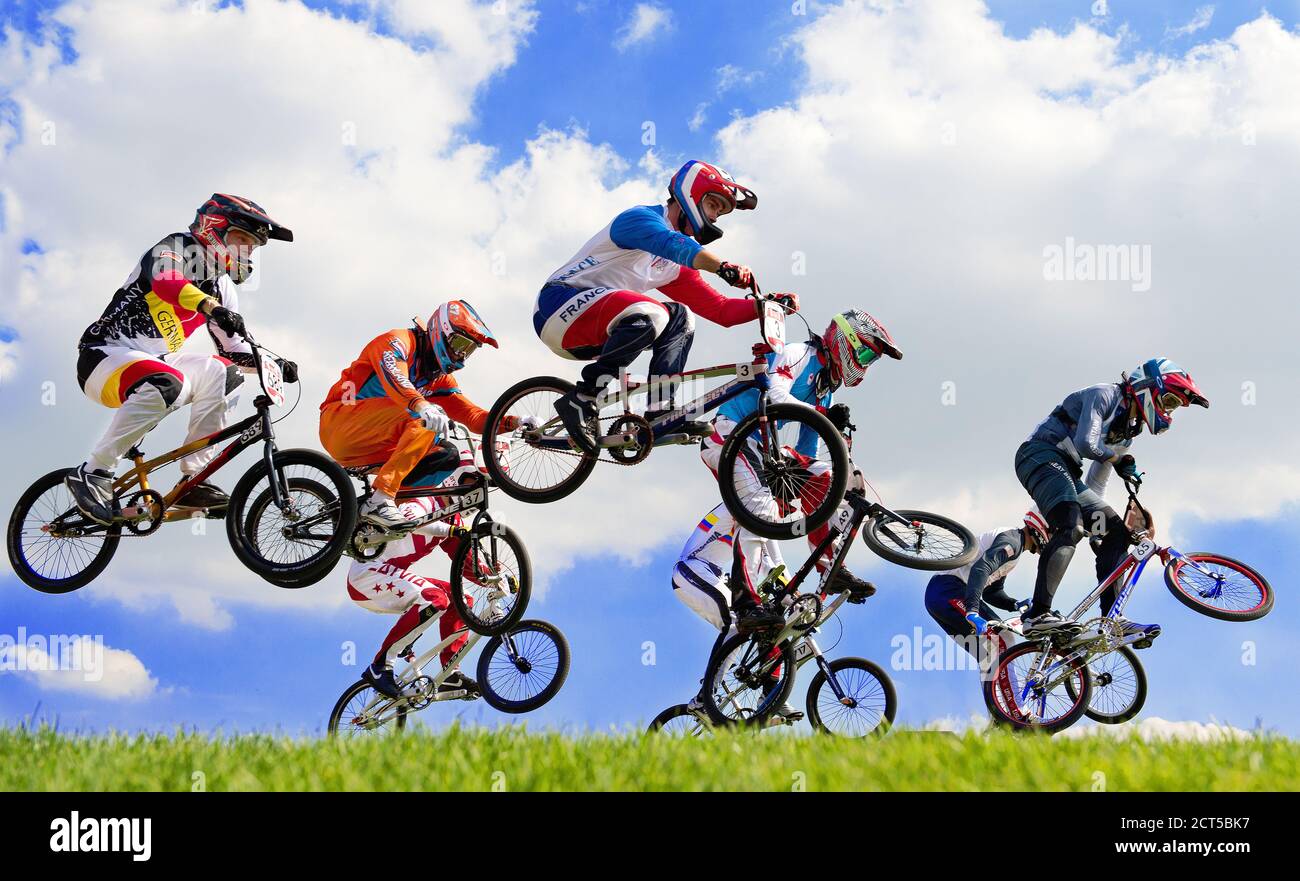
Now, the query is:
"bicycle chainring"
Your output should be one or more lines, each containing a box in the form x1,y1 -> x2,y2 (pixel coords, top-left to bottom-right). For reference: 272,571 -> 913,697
123,489 -> 165,536
606,414 -> 653,465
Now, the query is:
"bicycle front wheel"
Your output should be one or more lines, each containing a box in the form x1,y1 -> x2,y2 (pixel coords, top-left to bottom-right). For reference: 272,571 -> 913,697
701,631 -> 797,727
1164,552 -> 1273,621
327,679 -> 408,737
227,449 -> 357,584
7,468 -> 121,593
717,403 -> 850,541
647,704 -> 713,736
450,521 -> 532,636
983,641 -> 1091,734
477,620 -> 570,713
482,376 -> 598,504
863,509 -> 978,571
806,657 -> 897,738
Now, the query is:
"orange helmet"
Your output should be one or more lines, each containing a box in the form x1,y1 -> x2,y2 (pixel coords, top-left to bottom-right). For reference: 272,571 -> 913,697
427,300 -> 498,373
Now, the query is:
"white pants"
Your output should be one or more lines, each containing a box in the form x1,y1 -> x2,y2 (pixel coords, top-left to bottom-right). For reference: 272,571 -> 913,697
81,348 -> 241,476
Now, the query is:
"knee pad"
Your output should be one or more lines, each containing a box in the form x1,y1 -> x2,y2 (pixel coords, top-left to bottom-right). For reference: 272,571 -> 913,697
1047,501 -> 1086,545
129,372 -> 183,408
223,363 -> 244,395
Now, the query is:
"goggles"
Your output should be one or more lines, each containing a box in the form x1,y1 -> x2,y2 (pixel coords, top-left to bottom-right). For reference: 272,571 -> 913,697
1158,391 -> 1186,411
446,330 -> 481,359
832,314 -> 881,368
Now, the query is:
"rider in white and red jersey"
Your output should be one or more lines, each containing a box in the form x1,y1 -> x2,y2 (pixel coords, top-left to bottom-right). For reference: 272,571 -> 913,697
347,465 -> 485,699
533,159 -> 797,453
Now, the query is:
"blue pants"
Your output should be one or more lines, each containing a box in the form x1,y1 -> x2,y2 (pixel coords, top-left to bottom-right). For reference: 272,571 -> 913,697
925,574 -> 1001,660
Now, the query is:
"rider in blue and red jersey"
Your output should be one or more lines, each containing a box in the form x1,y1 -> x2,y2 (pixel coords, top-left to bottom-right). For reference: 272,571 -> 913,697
533,160 -> 797,453
701,310 -> 902,630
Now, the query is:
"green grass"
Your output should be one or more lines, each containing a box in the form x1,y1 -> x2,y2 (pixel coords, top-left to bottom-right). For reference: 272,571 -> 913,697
3,726 -> 1297,791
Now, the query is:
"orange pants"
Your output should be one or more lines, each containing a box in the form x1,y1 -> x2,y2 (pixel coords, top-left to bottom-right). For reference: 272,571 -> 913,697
320,399 -> 437,495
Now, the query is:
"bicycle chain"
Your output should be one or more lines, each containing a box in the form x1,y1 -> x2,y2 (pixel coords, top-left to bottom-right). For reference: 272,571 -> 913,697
527,414 -> 654,468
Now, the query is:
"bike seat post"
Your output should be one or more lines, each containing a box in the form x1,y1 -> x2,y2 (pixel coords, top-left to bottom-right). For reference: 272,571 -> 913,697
126,448 -> 149,491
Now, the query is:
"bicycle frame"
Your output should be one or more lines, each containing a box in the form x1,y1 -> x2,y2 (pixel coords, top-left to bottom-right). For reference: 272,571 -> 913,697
528,291 -> 789,452
47,340 -> 286,535
708,489 -> 883,718
341,424 -> 498,553
1005,534 -> 1228,717
345,611 -> 534,728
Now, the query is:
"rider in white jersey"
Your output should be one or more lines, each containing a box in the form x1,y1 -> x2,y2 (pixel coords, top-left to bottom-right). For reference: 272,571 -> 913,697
700,310 -> 901,630
534,160 -> 798,453
672,502 -> 806,722
346,456 -> 486,700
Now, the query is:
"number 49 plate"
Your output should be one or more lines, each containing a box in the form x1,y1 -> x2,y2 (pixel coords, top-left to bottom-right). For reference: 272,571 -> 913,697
259,350 -> 285,407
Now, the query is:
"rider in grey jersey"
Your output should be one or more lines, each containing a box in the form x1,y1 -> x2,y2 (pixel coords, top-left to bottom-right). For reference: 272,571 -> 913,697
1014,359 -> 1208,635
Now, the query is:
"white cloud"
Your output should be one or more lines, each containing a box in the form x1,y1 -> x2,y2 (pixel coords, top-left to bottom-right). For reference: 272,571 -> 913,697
2,0 -> 1298,630
715,63 -> 760,92
709,1 -> 1300,549
0,636 -> 159,700
688,101 -> 709,132
925,714 -> 1259,741
614,2 -> 672,51
1057,716 -> 1256,741
1166,6 -> 1214,41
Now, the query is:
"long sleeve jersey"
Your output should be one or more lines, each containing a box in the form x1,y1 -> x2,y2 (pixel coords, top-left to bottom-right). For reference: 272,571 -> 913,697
80,232 -> 253,366
1026,383 -> 1140,471
545,204 -> 756,327
322,327 -> 489,432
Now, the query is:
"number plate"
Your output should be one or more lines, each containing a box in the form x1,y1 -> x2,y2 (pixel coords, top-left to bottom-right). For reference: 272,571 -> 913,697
762,302 -> 786,354
793,640 -> 813,663
1132,538 -> 1157,561
259,350 -> 285,407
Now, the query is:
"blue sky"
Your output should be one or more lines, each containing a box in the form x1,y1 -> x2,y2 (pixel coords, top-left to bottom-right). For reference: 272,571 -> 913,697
1,0 -> 1296,738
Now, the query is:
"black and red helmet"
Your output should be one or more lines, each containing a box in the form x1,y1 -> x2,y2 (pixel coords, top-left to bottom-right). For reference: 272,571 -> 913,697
190,194 -> 292,282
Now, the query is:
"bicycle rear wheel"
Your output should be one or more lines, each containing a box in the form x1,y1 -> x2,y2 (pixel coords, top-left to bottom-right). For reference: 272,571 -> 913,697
227,449 -> 357,584
983,641 -> 1091,734
1164,553 -> 1273,621
806,657 -> 897,738
477,620 -> 570,713
482,376 -> 598,503
449,521 -> 532,636
863,509 -> 978,571
1066,646 -> 1146,725
716,403 -> 850,541
327,679 -> 408,737
701,632 -> 797,727
7,468 -> 121,593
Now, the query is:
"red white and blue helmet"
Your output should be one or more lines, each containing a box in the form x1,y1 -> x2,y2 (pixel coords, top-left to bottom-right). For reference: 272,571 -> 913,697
1124,358 -> 1209,435
427,300 -> 498,374
1023,508 -> 1050,546
668,160 -> 757,245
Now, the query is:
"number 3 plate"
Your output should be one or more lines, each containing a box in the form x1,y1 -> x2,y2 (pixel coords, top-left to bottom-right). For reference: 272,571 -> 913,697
763,301 -> 786,354
259,350 -> 285,407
